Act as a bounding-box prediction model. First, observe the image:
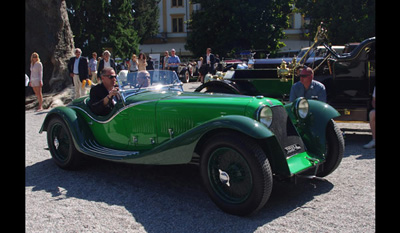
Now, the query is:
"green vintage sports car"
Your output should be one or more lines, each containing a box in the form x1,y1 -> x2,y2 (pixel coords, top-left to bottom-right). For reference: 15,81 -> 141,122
40,70 -> 344,216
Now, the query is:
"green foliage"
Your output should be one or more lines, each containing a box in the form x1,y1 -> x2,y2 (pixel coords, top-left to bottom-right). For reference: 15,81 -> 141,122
296,0 -> 375,44
185,0 -> 294,57
66,0 -> 107,56
66,0 -> 159,59
108,0 -> 139,59
132,0 -> 160,44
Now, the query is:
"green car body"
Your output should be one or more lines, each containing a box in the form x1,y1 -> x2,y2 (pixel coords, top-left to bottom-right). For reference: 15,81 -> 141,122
40,70 -> 344,216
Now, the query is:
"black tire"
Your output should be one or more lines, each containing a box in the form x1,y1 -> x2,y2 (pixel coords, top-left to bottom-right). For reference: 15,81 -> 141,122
200,132 -> 273,216
46,117 -> 83,170
318,119 -> 344,177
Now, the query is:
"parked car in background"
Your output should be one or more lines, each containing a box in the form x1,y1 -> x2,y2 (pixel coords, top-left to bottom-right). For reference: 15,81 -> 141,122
195,36 -> 375,121
312,37 -> 375,121
177,61 -> 197,83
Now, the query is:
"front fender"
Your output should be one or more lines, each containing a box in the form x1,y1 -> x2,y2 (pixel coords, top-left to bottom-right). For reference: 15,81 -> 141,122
198,115 -> 275,139
39,106 -> 93,152
286,99 -> 340,157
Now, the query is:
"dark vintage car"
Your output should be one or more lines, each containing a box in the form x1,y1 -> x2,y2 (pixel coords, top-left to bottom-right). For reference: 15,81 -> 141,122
313,37 -> 375,121
177,61 -> 197,83
195,36 -> 375,121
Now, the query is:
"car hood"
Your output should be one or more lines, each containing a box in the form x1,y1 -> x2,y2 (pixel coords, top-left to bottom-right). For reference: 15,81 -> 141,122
125,90 -> 282,119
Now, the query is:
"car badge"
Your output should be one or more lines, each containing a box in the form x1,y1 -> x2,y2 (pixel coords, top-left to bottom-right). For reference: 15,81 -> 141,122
284,144 -> 301,154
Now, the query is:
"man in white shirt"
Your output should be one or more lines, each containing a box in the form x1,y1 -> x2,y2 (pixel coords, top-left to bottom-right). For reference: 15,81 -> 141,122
68,48 -> 89,99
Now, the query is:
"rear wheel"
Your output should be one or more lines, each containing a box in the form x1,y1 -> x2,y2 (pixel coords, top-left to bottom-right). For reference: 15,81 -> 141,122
46,117 -> 83,170
200,132 -> 273,216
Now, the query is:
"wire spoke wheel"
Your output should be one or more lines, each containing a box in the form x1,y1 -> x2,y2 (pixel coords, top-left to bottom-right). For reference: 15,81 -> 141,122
46,118 -> 83,170
200,132 -> 273,216
208,147 -> 253,204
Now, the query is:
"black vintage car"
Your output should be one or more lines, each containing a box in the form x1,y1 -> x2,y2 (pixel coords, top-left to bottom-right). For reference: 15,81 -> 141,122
313,37 -> 375,121
196,37 -> 375,121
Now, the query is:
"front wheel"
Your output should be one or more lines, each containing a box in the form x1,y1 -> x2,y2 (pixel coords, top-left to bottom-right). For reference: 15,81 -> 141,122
318,119 -> 344,177
200,132 -> 273,216
46,117 -> 83,170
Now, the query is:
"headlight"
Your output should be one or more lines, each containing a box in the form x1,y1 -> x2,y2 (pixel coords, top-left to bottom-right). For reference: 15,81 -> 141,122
295,97 -> 309,119
257,106 -> 273,127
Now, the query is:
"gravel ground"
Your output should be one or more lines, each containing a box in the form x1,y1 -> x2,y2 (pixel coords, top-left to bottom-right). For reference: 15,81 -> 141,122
26,83 -> 375,232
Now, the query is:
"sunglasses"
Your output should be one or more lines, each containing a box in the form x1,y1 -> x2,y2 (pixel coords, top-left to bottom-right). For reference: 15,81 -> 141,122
104,75 -> 117,79
299,74 -> 312,78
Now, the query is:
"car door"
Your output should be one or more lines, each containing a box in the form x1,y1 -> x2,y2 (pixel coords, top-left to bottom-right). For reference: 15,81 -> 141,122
124,99 -> 158,151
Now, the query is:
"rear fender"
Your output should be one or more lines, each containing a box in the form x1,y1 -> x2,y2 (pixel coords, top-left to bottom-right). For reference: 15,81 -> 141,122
39,106 -> 93,151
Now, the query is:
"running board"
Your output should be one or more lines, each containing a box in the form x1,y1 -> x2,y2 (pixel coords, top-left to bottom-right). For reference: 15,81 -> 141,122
80,139 -> 139,160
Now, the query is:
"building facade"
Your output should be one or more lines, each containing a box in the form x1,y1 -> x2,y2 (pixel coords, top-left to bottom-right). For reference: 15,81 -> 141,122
139,1 -> 310,57
281,12 -> 312,52
139,0 -> 198,57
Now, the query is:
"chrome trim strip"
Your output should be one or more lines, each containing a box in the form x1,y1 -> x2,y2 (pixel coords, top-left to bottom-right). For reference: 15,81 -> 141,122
82,139 -> 139,157
70,100 -> 156,124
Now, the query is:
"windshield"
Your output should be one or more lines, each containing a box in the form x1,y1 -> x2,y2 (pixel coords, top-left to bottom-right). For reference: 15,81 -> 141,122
116,70 -> 183,100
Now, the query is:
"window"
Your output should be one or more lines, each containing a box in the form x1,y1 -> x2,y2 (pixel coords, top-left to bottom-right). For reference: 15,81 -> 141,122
288,13 -> 294,29
172,15 -> 184,33
172,0 -> 183,7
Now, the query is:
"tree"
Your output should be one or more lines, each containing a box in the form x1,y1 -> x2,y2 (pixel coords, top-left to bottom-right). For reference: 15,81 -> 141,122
132,0 -> 160,44
66,0 -> 140,59
108,0 -> 139,59
66,0 -> 108,56
185,0 -> 294,57
295,0 -> 375,44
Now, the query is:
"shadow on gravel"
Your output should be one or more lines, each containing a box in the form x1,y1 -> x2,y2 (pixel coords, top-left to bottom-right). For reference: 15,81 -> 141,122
343,134 -> 375,160
26,158 -> 333,232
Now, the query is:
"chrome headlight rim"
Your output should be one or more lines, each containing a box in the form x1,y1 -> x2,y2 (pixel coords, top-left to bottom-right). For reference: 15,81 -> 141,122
294,97 -> 309,119
256,105 -> 273,127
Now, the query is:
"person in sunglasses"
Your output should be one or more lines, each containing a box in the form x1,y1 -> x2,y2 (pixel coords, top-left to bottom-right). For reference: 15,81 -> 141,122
289,67 -> 326,103
88,67 -> 119,116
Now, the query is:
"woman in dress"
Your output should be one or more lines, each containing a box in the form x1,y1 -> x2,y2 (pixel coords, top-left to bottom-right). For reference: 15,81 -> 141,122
137,53 -> 147,71
30,52 -> 43,111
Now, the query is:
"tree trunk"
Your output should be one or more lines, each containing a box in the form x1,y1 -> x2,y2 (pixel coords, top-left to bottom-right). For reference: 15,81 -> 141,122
25,0 -> 75,94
